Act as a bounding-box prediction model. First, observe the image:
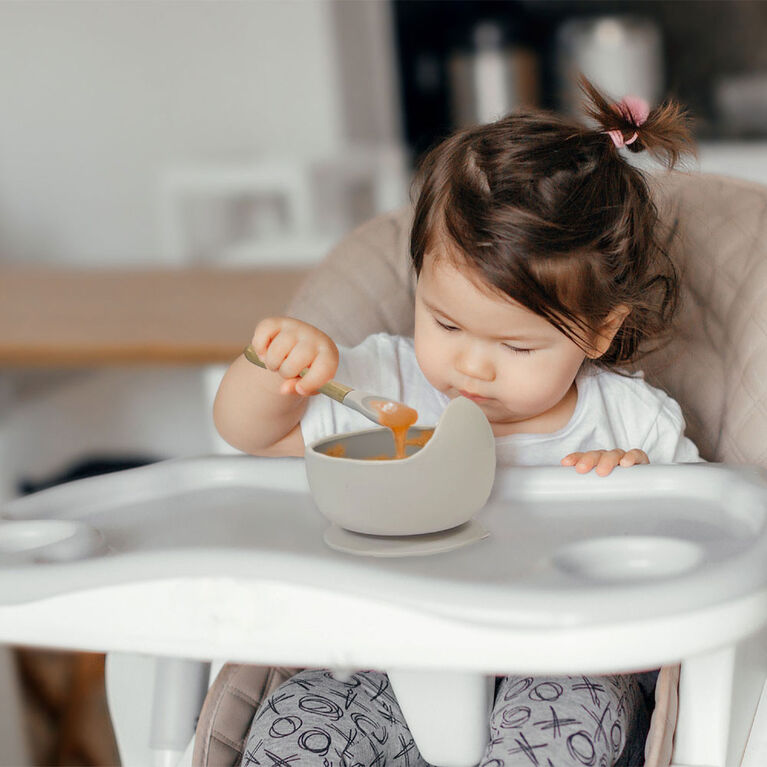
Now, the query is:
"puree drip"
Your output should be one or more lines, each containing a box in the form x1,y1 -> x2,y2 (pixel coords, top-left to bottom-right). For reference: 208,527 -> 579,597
370,400 -> 418,458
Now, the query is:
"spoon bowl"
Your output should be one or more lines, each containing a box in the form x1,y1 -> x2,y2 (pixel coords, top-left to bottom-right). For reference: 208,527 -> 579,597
305,397 -> 496,536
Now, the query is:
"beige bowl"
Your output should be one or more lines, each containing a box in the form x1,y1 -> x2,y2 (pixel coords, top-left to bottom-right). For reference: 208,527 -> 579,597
305,397 -> 496,536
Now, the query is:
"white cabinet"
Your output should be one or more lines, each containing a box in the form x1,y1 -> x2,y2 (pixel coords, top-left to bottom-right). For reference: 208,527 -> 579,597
158,147 -> 410,267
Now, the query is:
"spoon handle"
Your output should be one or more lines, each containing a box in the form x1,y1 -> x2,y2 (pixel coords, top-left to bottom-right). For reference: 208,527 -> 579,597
243,345 -> 352,404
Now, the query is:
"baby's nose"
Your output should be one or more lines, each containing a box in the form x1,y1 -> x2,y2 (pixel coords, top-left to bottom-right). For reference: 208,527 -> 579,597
455,350 -> 495,381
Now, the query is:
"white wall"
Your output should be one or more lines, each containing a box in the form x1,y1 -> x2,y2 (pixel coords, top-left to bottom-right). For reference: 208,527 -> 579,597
0,0 -> 366,266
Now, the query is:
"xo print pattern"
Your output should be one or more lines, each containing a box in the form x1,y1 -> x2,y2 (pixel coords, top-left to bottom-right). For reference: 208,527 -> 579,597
241,670 -> 646,767
242,670 -> 422,767
484,674 -> 646,766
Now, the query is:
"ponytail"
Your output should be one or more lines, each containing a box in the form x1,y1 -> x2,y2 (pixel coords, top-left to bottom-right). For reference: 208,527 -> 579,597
579,76 -> 694,168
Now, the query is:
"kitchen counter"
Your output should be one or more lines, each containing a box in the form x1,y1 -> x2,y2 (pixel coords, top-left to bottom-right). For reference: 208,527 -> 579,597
0,265 -> 309,366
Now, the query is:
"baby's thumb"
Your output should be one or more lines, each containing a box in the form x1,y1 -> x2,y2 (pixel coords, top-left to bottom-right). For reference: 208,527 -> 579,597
280,378 -> 302,396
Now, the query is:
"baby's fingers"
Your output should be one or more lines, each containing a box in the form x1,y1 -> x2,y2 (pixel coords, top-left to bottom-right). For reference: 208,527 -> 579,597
279,378 -> 298,396
294,347 -> 339,396
278,340 -> 319,380
561,453 -> 582,467
594,449 -> 625,477
251,317 -> 283,357
619,449 -> 649,467
263,331 -> 297,372
571,451 -> 604,473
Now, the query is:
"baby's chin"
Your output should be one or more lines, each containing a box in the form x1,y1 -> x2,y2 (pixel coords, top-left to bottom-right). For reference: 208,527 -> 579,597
469,399 -> 540,427
442,389 -> 536,423
450,395 -> 515,421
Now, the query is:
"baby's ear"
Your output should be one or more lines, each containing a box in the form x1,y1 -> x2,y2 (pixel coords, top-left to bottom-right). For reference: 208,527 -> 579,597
586,305 -> 631,359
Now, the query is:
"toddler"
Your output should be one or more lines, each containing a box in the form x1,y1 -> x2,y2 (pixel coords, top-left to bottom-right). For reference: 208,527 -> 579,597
215,78 -> 699,766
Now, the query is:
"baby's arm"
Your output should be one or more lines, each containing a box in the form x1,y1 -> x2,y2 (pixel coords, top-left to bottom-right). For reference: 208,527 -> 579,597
213,317 -> 339,456
561,449 -> 649,476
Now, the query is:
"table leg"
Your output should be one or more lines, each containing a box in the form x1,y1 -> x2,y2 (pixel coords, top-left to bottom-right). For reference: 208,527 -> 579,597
387,669 -> 493,767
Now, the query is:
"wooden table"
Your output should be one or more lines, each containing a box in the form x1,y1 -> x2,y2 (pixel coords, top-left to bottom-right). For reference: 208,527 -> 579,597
0,266 -> 310,366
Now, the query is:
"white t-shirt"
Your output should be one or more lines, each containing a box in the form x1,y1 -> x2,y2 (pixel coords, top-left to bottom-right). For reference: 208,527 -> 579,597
300,333 -> 701,465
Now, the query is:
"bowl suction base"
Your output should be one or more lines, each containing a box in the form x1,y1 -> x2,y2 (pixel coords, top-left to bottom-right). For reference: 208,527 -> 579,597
323,520 -> 489,558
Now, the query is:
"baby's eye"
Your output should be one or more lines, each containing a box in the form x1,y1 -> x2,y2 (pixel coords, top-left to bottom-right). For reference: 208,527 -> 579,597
435,318 -> 459,332
503,344 -> 533,354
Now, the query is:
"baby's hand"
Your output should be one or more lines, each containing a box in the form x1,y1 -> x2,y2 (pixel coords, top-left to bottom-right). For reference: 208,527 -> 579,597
251,317 -> 339,396
561,449 -> 649,477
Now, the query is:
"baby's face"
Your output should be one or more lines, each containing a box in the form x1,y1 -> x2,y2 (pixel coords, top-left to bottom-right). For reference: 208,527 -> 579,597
414,253 -> 587,436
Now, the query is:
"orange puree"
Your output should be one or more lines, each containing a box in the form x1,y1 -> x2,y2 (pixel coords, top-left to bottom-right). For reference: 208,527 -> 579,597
319,417 -> 434,461
362,429 -> 434,460
370,400 -> 418,459
407,428 -> 434,448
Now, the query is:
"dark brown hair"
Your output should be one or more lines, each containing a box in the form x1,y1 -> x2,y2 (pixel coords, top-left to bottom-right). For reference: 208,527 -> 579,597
410,76 -> 694,368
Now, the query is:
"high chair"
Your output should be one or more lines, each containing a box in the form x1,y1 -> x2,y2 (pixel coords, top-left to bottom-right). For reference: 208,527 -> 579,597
2,170 -> 767,767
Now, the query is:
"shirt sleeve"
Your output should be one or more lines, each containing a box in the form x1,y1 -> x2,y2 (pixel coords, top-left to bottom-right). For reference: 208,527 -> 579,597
640,393 -> 702,464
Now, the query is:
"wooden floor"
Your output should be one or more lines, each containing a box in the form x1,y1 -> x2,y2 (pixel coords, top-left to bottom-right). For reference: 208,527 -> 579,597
16,649 -> 119,767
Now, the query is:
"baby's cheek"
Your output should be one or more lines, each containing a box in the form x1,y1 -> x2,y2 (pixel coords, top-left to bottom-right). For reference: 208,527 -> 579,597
414,343 -> 447,392
507,376 -> 564,411
420,363 -> 449,394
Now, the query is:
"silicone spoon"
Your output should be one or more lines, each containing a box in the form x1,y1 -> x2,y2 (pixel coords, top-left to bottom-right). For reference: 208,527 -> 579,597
243,345 -> 416,430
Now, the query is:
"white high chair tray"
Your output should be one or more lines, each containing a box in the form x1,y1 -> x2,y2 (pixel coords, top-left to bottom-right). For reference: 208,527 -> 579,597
1,456 -> 767,675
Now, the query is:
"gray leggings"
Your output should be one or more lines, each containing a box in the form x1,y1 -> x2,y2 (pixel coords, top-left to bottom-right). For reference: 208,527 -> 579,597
241,669 -> 650,766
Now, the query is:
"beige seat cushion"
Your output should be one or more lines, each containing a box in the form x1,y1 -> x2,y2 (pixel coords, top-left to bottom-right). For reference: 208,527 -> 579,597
644,665 -> 681,767
287,207 -> 416,343
192,665 -> 301,767
641,172 -> 767,464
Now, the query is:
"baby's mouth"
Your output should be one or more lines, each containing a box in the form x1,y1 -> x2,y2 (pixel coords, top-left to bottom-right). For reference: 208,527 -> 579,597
457,389 -> 491,404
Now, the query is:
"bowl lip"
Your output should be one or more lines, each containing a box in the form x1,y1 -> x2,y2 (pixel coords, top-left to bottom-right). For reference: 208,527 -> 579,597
305,396 -> 495,466
306,424 -> 436,465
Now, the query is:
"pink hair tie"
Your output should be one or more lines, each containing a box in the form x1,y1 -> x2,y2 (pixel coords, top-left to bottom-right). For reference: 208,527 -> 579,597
607,95 -> 650,148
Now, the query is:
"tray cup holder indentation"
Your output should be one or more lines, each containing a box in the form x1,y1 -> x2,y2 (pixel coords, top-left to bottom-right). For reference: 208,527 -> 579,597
0,520 -> 105,565
552,536 -> 704,583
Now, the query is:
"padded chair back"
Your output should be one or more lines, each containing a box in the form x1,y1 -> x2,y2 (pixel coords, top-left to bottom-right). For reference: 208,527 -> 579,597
192,665 -> 300,766
640,173 -> 767,464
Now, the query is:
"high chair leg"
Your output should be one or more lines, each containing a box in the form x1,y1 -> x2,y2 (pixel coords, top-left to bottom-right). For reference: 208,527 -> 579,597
673,623 -> 767,767
150,658 -> 211,767
741,678 -> 767,766
106,653 -> 211,767
387,669 -> 493,767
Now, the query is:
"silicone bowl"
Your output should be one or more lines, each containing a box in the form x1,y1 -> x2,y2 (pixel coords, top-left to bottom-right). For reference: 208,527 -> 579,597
305,397 -> 496,536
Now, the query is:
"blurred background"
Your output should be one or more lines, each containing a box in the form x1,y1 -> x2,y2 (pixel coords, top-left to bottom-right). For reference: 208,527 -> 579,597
2,0 -> 767,271
0,1 -> 766,765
